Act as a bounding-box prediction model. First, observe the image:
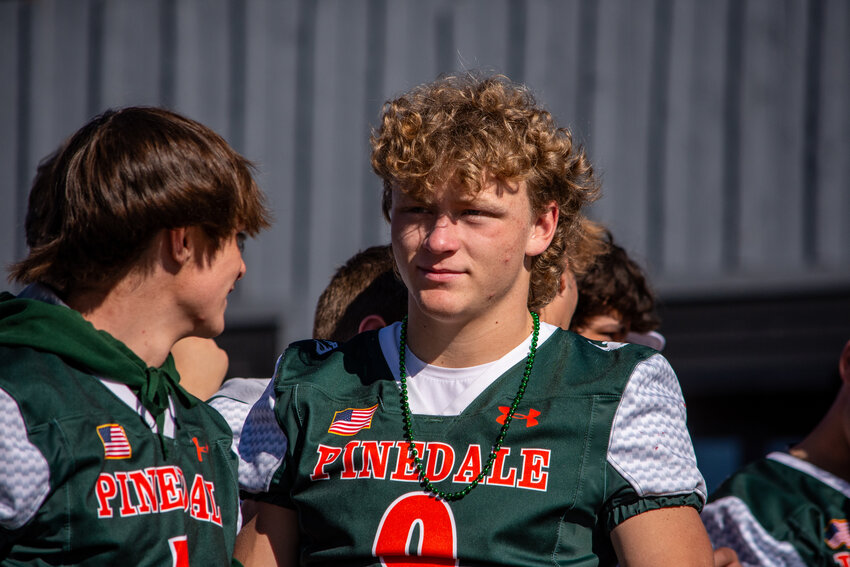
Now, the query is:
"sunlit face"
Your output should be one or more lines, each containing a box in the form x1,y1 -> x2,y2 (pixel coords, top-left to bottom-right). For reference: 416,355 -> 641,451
178,229 -> 247,338
390,176 -> 553,325
574,311 -> 627,343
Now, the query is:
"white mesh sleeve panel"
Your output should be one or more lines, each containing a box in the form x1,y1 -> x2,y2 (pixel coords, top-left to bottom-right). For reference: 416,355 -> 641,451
208,377 -> 271,454
236,366 -> 289,494
607,353 -> 706,501
702,496 -> 805,567
0,387 -> 50,530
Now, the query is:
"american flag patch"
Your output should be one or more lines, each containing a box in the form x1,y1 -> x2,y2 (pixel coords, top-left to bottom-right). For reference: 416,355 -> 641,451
328,404 -> 379,436
97,424 -> 132,459
827,519 -> 850,549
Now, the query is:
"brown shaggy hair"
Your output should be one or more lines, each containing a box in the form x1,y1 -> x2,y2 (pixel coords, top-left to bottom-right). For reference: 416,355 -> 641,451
9,107 -> 271,295
570,231 -> 661,334
370,73 -> 600,310
313,245 -> 407,342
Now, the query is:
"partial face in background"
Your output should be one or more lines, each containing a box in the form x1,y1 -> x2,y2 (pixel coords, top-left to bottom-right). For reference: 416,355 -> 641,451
573,311 -> 627,343
390,175 -> 554,325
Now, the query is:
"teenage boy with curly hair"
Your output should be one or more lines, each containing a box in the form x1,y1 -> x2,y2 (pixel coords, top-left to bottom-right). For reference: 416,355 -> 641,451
235,74 -> 711,566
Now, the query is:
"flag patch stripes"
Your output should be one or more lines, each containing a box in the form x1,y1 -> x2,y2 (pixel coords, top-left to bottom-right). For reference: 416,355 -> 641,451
328,404 -> 379,436
97,424 -> 132,459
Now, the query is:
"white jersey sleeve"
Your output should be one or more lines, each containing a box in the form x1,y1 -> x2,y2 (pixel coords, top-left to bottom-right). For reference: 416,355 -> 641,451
235,360 -> 289,494
0,386 -> 50,530
607,353 -> 706,501
702,496 -> 805,567
208,377 -> 271,453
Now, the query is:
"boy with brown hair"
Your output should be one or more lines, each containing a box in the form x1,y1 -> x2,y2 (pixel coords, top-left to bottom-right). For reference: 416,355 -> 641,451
312,244 -> 407,342
0,107 -> 270,565
235,73 -> 711,566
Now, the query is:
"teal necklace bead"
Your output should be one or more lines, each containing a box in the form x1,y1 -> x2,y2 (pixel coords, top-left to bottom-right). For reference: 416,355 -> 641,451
397,311 -> 540,501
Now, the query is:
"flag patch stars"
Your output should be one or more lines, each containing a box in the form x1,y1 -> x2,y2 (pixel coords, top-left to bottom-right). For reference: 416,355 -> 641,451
328,404 -> 379,436
97,424 -> 132,459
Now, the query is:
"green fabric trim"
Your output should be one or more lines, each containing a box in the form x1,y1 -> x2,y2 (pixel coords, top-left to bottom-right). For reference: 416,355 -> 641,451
607,492 -> 704,532
0,291 -> 195,426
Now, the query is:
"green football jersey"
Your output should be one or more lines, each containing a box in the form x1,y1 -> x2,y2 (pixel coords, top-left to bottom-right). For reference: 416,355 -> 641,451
703,452 -> 850,567
0,287 -> 241,566
239,325 -> 705,566
0,346 -> 240,565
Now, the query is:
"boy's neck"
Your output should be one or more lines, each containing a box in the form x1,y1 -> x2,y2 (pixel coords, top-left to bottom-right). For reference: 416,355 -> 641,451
67,276 -> 185,369
404,306 -> 535,368
789,388 -> 850,483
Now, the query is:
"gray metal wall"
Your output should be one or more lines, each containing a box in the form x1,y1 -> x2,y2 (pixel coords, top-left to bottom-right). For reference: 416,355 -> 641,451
2,0 -> 849,349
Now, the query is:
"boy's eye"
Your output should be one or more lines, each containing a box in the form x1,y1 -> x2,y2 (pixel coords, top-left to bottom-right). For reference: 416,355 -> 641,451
463,209 -> 484,216
236,232 -> 247,253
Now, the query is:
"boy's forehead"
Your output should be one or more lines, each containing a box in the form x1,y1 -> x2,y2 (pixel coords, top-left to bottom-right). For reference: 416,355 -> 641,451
397,175 -> 526,204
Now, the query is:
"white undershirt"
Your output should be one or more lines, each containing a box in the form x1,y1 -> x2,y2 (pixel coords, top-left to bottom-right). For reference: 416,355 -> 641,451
378,321 -> 557,416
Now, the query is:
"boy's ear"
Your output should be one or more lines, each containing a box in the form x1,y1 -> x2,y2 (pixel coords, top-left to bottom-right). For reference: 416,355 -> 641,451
526,201 -> 558,257
168,227 -> 192,264
358,314 -> 388,334
840,340 -> 850,384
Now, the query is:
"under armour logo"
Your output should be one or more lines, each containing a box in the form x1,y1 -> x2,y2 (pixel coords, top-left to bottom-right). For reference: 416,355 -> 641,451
192,437 -> 209,462
496,406 -> 540,427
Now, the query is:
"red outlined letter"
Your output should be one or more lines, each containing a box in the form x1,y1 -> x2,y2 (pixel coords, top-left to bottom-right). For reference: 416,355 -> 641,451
168,535 -> 189,567
424,442 -> 455,483
95,473 -> 118,518
188,474 -> 212,522
341,440 -> 362,479
517,448 -> 550,491
372,492 -> 458,566
452,445 -> 484,485
311,444 -> 343,481
391,441 -> 425,482
114,471 -> 140,516
359,441 -> 396,479
128,469 -> 159,514
485,447 -> 516,487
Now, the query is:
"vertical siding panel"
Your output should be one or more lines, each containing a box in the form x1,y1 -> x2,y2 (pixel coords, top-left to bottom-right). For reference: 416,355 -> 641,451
286,0 -> 319,342
816,0 -> 850,267
307,0 -> 372,337
453,0 -> 511,74
359,0 -> 389,245
173,0 -> 231,135
238,0 -> 299,345
99,0 -> 161,108
0,2 -> 22,273
738,0 -> 807,271
382,1 -> 437,93
663,0 -> 727,278
522,0 -> 582,136
644,0 -> 673,271
591,0 -> 654,260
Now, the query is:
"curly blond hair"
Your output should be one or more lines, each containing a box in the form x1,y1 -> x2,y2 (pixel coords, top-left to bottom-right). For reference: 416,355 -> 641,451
370,73 -> 600,310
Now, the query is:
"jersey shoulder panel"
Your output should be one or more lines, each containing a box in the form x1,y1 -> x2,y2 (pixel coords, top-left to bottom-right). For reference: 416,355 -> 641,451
607,353 -> 706,504
275,332 -> 394,401
0,385 -> 51,531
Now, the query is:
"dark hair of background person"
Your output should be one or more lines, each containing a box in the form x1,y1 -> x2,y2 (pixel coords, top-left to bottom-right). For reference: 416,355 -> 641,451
570,230 -> 661,334
312,245 -> 407,342
8,106 -> 271,296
